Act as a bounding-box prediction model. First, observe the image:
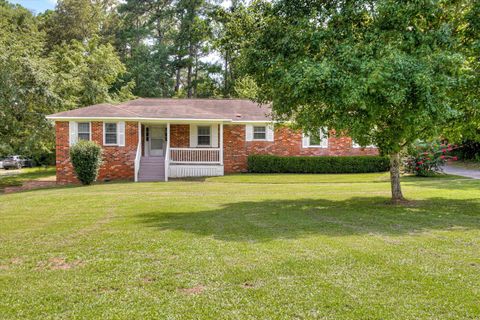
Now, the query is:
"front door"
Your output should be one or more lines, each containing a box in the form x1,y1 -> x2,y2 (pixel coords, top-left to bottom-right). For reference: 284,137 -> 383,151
148,126 -> 165,157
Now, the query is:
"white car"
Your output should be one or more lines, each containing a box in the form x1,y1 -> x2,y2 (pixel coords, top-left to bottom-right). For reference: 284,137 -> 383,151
0,159 -> 3,169
2,155 -> 33,170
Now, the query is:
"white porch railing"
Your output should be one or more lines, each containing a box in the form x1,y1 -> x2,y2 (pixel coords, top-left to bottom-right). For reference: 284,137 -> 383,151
170,148 -> 221,164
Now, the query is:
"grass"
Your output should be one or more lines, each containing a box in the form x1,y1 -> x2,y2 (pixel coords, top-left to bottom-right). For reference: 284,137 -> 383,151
0,173 -> 479,319
0,167 -> 56,189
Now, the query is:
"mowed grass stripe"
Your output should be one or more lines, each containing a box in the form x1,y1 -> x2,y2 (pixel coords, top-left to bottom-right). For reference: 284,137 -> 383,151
0,173 -> 479,319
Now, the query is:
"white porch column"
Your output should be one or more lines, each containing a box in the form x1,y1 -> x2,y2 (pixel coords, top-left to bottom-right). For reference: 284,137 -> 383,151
165,123 -> 170,181
219,123 -> 224,165
167,123 -> 170,148
138,122 -> 141,145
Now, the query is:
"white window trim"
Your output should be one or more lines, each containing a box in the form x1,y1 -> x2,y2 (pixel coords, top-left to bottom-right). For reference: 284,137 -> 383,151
302,128 -> 328,148
103,122 -> 118,146
352,141 -> 376,148
252,125 -> 267,141
246,124 -> 274,142
77,122 -> 92,142
197,125 -> 212,147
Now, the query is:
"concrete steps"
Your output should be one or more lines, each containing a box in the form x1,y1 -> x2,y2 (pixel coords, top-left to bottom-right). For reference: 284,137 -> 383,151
138,156 -> 165,182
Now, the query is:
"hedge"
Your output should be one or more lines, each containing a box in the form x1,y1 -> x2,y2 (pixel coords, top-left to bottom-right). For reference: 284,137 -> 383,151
248,155 -> 390,174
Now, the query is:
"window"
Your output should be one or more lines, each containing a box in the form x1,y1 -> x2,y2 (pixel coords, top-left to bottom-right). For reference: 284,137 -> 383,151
309,134 -> 322,146
303,128 -> 328,148
253,126 -> 267,140
104,123 -> 118,145
197,126 -> 211,146
246,124 -> 274,142
77,122 -> 91,141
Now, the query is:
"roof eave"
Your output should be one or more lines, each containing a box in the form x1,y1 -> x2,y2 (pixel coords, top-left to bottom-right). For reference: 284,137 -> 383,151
46,116 -> 274,123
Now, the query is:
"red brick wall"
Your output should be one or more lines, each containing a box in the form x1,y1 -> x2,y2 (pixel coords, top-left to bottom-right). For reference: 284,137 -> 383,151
55,122 -> 75,183
223,125 -> 379,173
56,122 -> 379,183
55,121 -> 139,184
170,124 -> 190,148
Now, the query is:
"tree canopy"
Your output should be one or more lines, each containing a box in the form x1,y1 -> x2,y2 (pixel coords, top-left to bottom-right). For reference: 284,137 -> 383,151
0,0 -> 477,182
0,1 -> 58,158
240,0 -> 478,201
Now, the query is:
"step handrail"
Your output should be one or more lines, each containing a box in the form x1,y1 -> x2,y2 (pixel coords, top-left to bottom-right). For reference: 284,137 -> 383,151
134,135 -> 142,182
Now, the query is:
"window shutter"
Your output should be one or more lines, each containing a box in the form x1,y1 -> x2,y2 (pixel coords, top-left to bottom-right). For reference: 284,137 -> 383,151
245,125 -> 253,141
69,121 -> 77,146
302,132 -> 309,148
266,125 -> 274,142
189,124 -> 197,147
320,127 -> 328,148
211,124 -> 219,147
118,121 -> 125,146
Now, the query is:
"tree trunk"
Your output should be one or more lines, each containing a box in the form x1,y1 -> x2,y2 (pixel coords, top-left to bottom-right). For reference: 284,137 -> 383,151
224,50 -> 229,95
193,48 -> 198,98
187,44 -> 194,98
389,152 -> 405,202
187,64 -> 192,98
175,66 -> 181,93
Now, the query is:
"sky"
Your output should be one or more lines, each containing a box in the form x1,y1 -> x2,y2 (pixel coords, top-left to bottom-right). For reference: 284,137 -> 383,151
8,0 -> 57,14
8,0 -> 233,14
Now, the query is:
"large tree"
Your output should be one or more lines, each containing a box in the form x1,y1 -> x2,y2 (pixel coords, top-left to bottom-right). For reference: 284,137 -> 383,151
242,0 -> 474,202
0,1 -> 59,160
117,0 -> 177,97
444,1 -> 480,143
41,0 -> 103,50
50,37 -> 134,108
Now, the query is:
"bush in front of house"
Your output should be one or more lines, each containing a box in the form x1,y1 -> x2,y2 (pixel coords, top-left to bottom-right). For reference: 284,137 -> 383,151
248,155 -> 390,174
69,140 -> 103,185
404,141 -> 458,177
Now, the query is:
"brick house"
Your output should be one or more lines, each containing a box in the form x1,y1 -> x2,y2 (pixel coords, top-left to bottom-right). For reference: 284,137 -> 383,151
47,98 -> 378,183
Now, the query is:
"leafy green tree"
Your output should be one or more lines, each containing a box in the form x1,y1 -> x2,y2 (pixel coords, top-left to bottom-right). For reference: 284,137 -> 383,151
212,1 -> 250,97
0,1 -> 59,161
174,0 -> 214,98
234,75 -> 258,100
116,0 -> 177,97
50,37 -> 134,108
41,0 -> 103,50
115,0 -> 228,98
242,0 -> 473,201
444,1 -> 480,143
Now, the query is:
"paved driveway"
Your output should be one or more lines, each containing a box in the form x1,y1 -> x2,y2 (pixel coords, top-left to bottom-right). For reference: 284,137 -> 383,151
443,165 -> 480,179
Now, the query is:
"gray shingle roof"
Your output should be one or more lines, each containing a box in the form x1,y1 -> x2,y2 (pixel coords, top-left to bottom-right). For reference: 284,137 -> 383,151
47,98 -> 272,122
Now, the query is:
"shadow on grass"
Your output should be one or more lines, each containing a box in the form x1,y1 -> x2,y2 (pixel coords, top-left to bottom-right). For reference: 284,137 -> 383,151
137,197 -> 480,242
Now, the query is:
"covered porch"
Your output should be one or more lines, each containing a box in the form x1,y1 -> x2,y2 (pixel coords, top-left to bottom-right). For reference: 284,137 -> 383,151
134,121 -> 225,182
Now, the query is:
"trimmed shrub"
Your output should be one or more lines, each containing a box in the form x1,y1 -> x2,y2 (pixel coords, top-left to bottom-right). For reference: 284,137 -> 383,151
69,140 -> 103,185
248,155 -> 390,174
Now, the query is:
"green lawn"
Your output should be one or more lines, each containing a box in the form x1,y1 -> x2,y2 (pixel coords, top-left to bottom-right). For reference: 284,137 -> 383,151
1,173 -> 479,319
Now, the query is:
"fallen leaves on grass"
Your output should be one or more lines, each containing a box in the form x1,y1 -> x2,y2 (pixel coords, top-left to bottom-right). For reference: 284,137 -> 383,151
178,285 -> 206,295
36,257 -> 84,270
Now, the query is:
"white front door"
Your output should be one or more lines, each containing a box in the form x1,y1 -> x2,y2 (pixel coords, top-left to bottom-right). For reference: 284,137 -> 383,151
148,126 -> 165,157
